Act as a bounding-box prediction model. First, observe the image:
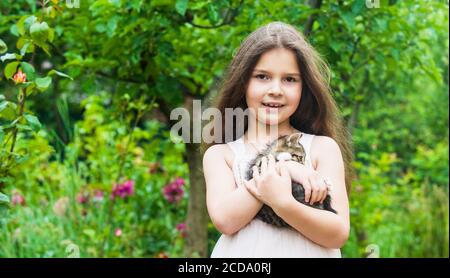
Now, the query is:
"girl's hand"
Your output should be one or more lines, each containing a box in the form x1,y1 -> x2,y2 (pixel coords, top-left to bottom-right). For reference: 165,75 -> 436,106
244,154 -> 293,209
285,160 -> 329,205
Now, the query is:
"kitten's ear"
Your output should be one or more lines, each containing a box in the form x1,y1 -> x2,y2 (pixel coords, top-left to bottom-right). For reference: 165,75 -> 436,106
275,136 -> 287,149
287,132 -> 302,146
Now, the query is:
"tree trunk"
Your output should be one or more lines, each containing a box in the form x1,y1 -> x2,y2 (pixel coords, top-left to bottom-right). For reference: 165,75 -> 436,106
185,142 -> 208,257
347,100 -> 360,135
348,70 -> 370,134
184,96 -> 208,257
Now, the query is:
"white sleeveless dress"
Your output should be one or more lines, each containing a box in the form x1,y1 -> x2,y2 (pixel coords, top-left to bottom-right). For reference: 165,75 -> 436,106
210,132 -> 341,258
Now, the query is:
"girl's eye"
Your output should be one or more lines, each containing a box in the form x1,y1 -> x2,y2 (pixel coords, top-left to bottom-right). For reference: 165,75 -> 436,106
285,77 -> 298,83
255,74 -> 269,80
254,74 -> 299,83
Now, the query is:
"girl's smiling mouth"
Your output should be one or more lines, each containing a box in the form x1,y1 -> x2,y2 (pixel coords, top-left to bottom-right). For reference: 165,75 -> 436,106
262,102 -> 285,113
262,102 -> 285,108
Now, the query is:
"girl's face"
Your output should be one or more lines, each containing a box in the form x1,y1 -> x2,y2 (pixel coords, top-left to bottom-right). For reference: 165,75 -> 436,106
246,48 -> 302,126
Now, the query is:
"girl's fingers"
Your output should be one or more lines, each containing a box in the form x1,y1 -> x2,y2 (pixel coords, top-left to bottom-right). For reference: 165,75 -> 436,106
316,177 -> 327,204
322,180 -> 329,203
252,166 -> 260,179
275,163 -> 280,175
260,156 -> 268,175
320,183 -> 327,204
302,180 -> 312,203
245,180 -> 260,198
279,160 -> 289,177
308,177 -> 320,205
267,154 -> 276,173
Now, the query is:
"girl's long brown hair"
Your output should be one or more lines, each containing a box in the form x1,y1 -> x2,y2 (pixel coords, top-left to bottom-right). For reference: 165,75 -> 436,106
206,22 -> 355,192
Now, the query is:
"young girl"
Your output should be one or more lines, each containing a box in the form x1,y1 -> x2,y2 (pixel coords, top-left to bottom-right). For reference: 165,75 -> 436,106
203,22 -> 354,258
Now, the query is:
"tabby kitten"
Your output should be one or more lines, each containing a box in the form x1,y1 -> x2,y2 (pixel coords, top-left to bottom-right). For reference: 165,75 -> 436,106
245,133 -> 337,228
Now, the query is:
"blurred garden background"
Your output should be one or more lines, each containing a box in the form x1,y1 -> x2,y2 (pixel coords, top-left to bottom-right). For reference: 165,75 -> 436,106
0,0 -> 448,258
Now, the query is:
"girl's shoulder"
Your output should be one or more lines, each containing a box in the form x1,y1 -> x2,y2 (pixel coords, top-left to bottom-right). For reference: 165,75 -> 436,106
203,144 -> 234,170
309,135 -> 340,170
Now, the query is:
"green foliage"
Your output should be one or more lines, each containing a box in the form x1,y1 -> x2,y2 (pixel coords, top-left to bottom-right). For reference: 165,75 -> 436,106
0,7 -> 72,188
0,39 -> 7,54
1,94 -> 189,257
0,0 -> 448,258
343,140 -> 449,258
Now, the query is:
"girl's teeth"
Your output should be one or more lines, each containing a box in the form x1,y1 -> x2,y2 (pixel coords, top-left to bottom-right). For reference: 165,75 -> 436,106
264,103 -> 282,107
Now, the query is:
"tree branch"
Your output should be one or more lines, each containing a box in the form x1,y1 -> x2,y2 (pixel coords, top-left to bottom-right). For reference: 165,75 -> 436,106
96,71 -> 142,84
303,0 -> 323,37
186,0 -> 244,29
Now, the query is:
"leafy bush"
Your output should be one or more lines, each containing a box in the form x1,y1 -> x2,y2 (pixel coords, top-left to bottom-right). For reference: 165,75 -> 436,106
0,94 -> 189,258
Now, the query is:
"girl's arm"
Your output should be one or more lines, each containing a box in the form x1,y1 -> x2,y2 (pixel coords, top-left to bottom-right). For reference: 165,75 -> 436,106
273,136 -> 350,248
203,144 -> 263,235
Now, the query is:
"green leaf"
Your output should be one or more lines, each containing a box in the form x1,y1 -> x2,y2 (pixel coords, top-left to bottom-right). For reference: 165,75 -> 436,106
107,17 -> 119,37
0,127 -> 4,143
24,15 -> 37,29
375,18 -> 388,32
0,101 -> 8,113
17,15 -> 37,36
0,192 -> 10,207
341,11 -> 355,30
16,38 -> 35,55
30,22 -> 49,43
24,114 -> 42,131
83,229 -> 96,239
0,39 -> 7,54
25,83 -> 36,96
20,62 -> 35,81
175,0 -> 189,16
190,1 -> 208,10
10,25 -> 19,37
4,61 -> 20,79
351,0 -> 366,15
16,16 -> 28,36
33,40 -> 51,56
20,42 -> 31,56
330,41 -> 343,53
207,3 -> 220,24
0,53 -> 19,63
35,76 -> 52,91
0,100 -> 18,120
48,28 -> 55,42
48,69 -> 73,80
17,124 -> 33,131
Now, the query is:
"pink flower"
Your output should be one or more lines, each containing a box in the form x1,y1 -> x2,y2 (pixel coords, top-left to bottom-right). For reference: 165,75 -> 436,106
111,180 -> 135,200
93,190 -> 104,203
176,223 -> 187,238
76,192 -> 89,204
163,178 -> 184,203
11,191 -> 25,206
13,69 -> 26,84
176,222 -> 186,232
174,177 -> 185,186
115,228 -> 122,237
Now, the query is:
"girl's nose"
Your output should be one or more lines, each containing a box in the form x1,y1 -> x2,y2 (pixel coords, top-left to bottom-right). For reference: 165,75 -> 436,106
268,81 -> 283,96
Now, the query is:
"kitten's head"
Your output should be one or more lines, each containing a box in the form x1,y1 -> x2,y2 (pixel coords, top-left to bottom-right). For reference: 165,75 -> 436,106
248,133 -> 306,179
270,133 -> 305,164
